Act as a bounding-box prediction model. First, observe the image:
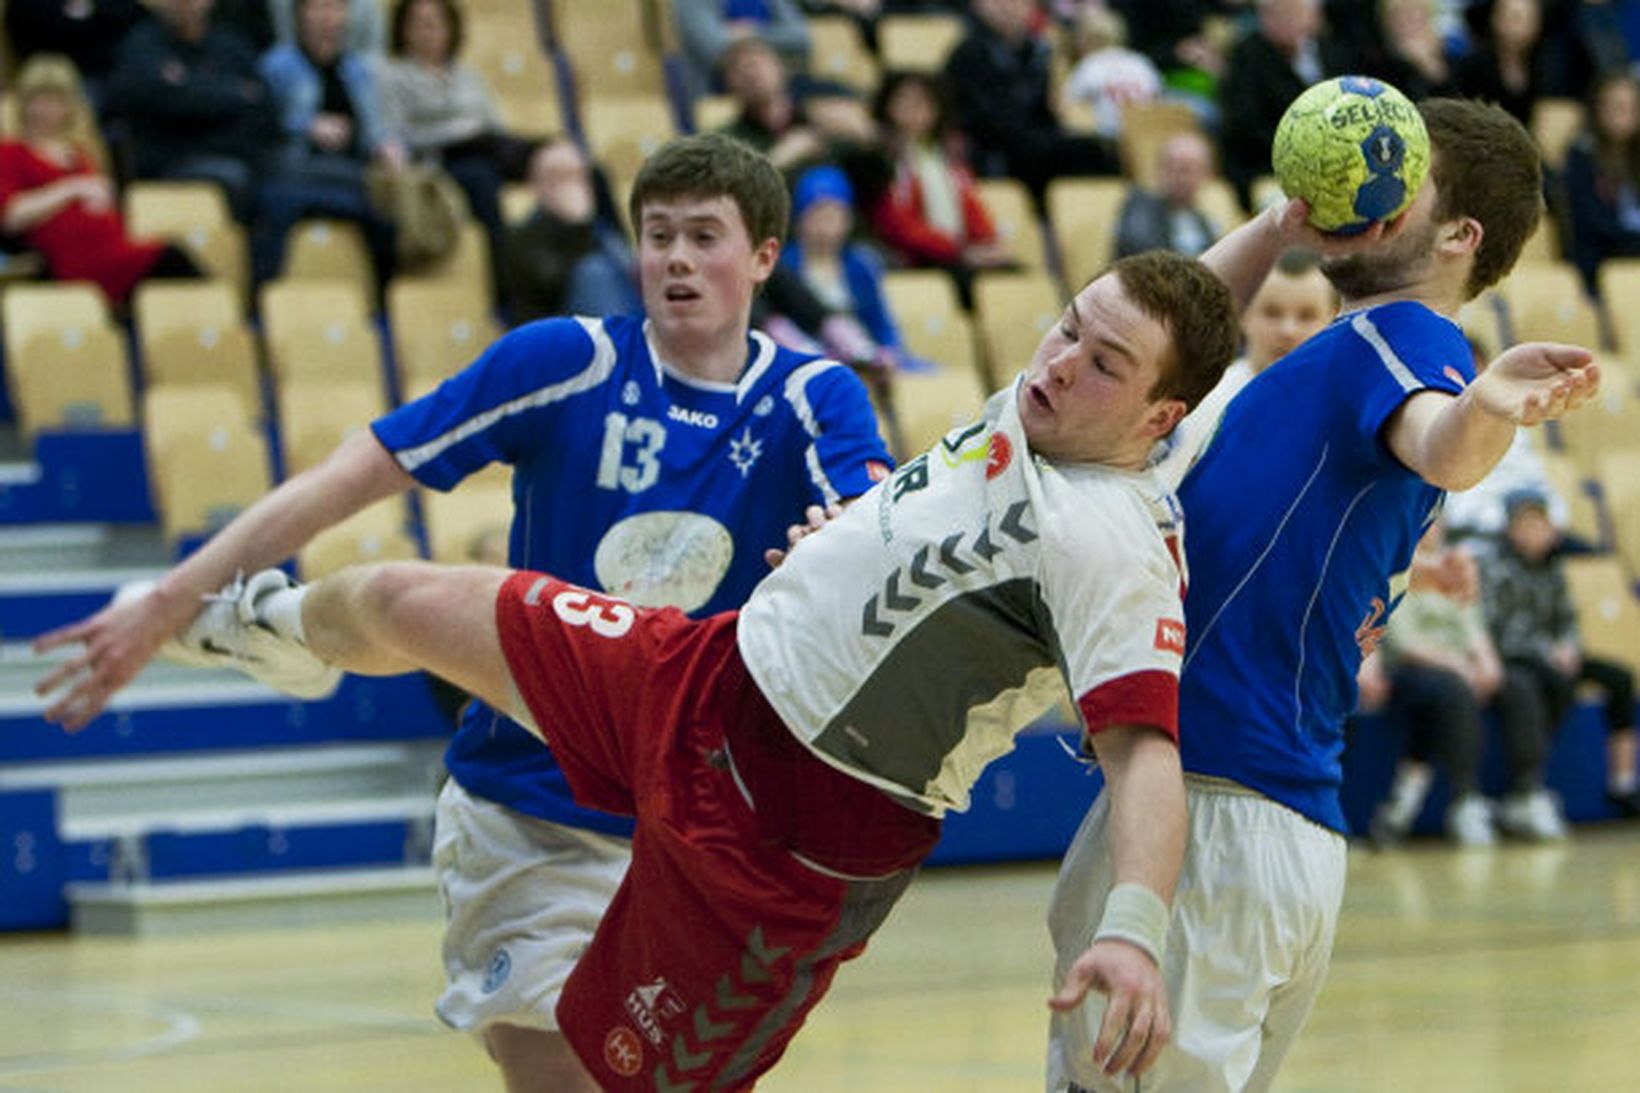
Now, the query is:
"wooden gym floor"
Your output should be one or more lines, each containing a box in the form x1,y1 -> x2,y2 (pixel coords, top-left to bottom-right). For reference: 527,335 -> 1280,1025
3,826 -> 1639,1091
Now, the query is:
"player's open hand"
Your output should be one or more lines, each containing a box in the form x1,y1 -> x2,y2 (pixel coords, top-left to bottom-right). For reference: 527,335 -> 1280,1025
1272,198 -> 1408,257
1048,937 -> 1171,1079
765,503 -> 843,569
33,584 -> 190,732
1472,342 -> 1599,425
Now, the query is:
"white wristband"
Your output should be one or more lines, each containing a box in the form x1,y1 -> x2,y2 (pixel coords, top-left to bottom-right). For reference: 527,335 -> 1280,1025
1093,883 -> 1170,966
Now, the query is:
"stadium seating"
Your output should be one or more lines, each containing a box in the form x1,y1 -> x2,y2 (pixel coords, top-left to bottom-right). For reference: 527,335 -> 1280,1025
7,323 -> 134,437
421,483 -> 515,564
298,499 -> 420,579
143,384 -> 272,542
1047,177 -> 1126,291
276,380 -> 387,476
877,13 -> 965,73
807,14 -> 879,96
881,270 -> 987,457
974,177 -> 1047,272
1598,259 -> 1640,371
1563,555 -> 1640,678
1497,261 -> 1603,348
124,181 -> 251,301
282,218 -> 375,285
387,279 -> 501,388
553,0 -> 668,101
1119,100 -> 1202,188
972,269 -> 1060,389
581,93 -> 678,188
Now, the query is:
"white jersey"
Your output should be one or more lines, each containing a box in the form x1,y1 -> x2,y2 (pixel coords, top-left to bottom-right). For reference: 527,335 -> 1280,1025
738,386 -> 1188,816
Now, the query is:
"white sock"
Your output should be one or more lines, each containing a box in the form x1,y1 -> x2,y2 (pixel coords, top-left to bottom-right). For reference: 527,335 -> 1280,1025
1386,766 -> 1433,827
258,586 -> 310,646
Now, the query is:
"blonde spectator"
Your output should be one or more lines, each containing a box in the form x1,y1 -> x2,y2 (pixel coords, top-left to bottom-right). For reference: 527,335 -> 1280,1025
0,54 -> 203,305
1062,6 -> 1162,139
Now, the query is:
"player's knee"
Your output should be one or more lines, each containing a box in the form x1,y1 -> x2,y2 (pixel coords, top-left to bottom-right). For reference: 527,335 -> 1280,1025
351,561 -> 441,634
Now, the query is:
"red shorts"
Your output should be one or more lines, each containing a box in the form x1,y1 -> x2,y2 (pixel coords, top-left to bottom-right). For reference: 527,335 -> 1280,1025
495,572 -> 941,1090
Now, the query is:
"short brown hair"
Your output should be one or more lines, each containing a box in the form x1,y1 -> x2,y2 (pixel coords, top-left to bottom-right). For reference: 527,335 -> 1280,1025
390,0 -> 463,60
629,133 -> 790,247
1106,251 -> 1239,412
1419,98 -> 1543,299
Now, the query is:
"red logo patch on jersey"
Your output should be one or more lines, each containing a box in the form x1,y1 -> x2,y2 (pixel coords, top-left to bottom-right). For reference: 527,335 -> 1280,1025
603,1027 -> 643,1077
866,460 -> 891,482
1442,365 -> 1469,389
986,432 -> 1013,479
1154,619 -> 1186,655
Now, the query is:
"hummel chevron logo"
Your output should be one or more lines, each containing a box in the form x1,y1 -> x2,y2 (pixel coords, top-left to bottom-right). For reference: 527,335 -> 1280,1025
654,1062 -> 697,1092
694,1005 -> 734,1042
716,973 -> 758,1011
859,503 -> 1037,638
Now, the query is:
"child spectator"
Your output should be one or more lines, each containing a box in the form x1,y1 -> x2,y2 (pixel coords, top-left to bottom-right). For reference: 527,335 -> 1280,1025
1482,488 -> 1640,823
868,70 -> 1012,308
779,164 -> 902,369
0,55 -> 203,306
1561,70 -> 1640,296
1361,523 -> 1504,846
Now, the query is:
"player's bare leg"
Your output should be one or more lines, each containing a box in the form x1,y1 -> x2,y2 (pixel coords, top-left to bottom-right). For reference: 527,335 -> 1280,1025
486,1024 -> 598,1092
299,562 -> 531,727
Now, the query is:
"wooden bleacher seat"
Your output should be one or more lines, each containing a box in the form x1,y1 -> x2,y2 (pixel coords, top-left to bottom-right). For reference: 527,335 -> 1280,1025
265,319 -> 386,388
143,384 -> 272,542
1250,174 -> 1285,213
1597,451 -> 1640,577
282,219 -> 374,284
554,0 -> 667,101
581,94 -> 678,188
1497,261 -> 1603,348
974,177 -> 1047,272
1119,101 -> 1202,188
1,281 -> 109,357
1047,177 -> 1126,291
9,324 -> 134,436
466,38 -> 563,139
387,279 -> 501,387
134,279 -> 242,335
414,224 -> 496,314
881,270 -> 987,458
134,279 -> 260,409
501,182 -> 535,225
972,269 -> 1060,390
422,484 -> 515,563
1554,362 -> 1639,474
298,500 -> 420,579
1197,177 -> 1248,233
124,182 -> 249,299
1562,556 -> 1640,678
276,380 -> 387,476
877,14 -> 965,74
1598,259 -> 1640,372
1457,293 -> 1506,360
260,277 -> 371,332
692,94 -> 738,133
807,15 -> 879,96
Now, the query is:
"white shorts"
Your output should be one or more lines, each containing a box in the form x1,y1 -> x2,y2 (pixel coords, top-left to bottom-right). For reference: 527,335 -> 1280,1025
1047,777 -> 1348,1093
433,780 -> 632,1037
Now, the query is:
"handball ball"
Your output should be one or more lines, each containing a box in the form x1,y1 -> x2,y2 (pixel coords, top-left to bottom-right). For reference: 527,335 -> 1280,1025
1271,76 -> 1430,235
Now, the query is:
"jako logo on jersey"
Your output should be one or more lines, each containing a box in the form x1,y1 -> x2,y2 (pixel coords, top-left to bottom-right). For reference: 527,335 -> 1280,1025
603,1027 -> 644,1077
1154,619 -> 1186,655
668,406 -> 719,428
987,432 -> 1013,479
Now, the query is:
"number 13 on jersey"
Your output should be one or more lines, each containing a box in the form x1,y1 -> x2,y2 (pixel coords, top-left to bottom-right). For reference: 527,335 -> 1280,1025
597,411 -> 665,493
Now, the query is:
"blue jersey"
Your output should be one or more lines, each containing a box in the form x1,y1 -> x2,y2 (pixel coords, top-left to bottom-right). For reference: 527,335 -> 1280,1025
1176,302 -> 1472,832
372,315 -> 892,833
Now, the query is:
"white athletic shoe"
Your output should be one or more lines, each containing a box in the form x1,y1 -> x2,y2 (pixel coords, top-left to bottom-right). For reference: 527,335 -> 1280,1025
1446,794 -> 1496,847
1496,789 -> 1568,841
127,571 -> 341,699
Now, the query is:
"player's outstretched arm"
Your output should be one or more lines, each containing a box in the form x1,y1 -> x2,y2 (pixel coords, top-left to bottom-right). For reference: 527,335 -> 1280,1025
1048,724 -> 1185,1080
1386,342 -> 1599,491
33,432 -> 415,730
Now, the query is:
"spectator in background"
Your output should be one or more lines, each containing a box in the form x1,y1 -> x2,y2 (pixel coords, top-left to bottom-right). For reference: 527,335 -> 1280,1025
0,54 -> 203,306
674,0 -> 813,103
3,0 -> 148,109
268,0 -> 384,53
1562,71 -> 1640,295
869,70 -> 1012,308
1368,0 -> 1460,101
107,0 -> 283,222
1457,0 -> 1550,125
1219,0 -> 1353,208
1109,0 -> 1227,118
779,165 -> 903,369
500,138 -> 640,322
1359,523 -> 1503,847
943,0 -> 1119,206
1061,6 -> 1163,140
380,0 -> 537,278
1482,488 -> 1640,823
715,36 -> 876,179
1114,129 -> 1220,259
257,0 -> 402,284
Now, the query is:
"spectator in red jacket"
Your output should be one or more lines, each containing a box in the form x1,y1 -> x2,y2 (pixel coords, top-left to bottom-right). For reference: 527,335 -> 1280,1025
869,70 -> 1013,307
0,54 -> 202,306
